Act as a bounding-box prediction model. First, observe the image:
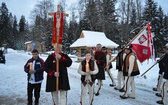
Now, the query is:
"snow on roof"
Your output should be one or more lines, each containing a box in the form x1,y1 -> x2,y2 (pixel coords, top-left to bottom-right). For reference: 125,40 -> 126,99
24,41 -> 32,44
70,30 -> 119,48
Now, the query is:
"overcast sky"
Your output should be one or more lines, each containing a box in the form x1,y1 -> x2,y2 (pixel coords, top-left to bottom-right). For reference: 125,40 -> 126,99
1,0 -> 168,24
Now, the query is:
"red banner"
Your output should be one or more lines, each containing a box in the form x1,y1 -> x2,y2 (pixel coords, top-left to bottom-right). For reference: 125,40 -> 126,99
147,23 -> 156,61
52,12 -> 64,45
131,27 -> 151,63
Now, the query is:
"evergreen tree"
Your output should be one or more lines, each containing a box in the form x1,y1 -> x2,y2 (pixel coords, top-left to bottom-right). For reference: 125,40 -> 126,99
79,18 -> 91,31
12,15 -> 18,49
102,0 -> 119,41
7,13 -> 14,48
81,0 -> 100,31
62,20 -> 71,53
154,6 -> 165,49
142,0 -> 160,52
18,15 -> 26,49
0,2 -> 9,46
67,20 -> 80,53
129,2 -> 140,39
162,15 -> 168,45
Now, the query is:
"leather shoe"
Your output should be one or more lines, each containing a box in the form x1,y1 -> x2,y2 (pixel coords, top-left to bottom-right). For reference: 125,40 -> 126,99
153,88 -> 157,91
95,92 -> 99,96
120,95 -> 128,99
119,88 -> 124,92
156,93 -> 162,97
114,87 -> 120,90
110,84 -> 116,87
156,100 -> 164,104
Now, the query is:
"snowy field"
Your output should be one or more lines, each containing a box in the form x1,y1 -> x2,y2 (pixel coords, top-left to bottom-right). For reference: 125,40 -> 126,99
0,48 -> 166,105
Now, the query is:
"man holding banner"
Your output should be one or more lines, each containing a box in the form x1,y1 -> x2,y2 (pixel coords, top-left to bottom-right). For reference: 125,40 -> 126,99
44,45 -> 72,105
44,4 -> 72,105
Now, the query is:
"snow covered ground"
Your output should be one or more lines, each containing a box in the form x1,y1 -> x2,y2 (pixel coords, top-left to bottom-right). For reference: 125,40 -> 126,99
0,48 -> 165,105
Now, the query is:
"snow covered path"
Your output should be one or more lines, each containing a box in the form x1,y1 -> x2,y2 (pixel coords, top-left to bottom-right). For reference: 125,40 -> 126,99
0,50 -> 164,105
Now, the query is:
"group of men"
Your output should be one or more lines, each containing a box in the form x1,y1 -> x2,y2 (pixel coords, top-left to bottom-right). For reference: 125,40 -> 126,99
23,43 -> 168,105
77,43 -> 141,105
151,46 -> 168,105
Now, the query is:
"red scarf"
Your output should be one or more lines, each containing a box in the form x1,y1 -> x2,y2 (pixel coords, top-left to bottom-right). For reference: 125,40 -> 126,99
95,50 -> 103,56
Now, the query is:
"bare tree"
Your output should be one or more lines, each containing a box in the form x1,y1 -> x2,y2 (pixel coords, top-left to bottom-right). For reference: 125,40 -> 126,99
30,0 -> 54,22
136,0 -> 142,24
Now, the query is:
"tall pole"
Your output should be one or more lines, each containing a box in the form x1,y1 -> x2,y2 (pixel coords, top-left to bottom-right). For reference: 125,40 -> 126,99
48,4 -> 68,91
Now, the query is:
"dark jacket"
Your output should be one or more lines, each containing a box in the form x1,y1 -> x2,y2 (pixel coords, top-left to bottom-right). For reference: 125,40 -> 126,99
116,50 -> 124,71
24,57 -> 44,82
163,53 -> 168,79
95,50 -> 106,80
158,57 -> 165,75
44,52 -> 72,92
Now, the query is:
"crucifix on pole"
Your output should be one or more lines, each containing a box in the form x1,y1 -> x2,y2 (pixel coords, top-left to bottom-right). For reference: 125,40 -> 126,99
48,4 -> 68,91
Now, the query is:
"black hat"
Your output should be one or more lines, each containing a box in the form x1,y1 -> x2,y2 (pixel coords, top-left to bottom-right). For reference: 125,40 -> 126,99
125,45 -> 132,49
116,46 -> 123,50
102,46 -> 107,50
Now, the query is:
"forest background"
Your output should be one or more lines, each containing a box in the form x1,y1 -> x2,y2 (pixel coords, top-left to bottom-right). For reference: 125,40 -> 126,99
0,0 -> 168,56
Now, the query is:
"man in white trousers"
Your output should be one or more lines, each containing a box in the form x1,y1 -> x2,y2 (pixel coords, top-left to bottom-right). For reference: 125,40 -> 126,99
157,46 -> 168,105
44,45 -> 72,105
113,47 -> 125,91
102,46 -> 116,87
78,50 -> 98,105
120,45 -> 140,99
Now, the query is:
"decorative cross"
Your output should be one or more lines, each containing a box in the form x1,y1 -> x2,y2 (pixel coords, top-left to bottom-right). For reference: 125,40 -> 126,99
48,4 -> 68,92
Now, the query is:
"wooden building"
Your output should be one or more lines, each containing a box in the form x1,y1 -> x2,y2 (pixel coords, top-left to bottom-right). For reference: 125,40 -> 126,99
70,30 -> 119,57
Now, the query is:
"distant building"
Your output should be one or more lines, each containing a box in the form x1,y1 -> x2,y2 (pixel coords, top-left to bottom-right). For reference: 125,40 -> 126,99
24,41 -> 46,52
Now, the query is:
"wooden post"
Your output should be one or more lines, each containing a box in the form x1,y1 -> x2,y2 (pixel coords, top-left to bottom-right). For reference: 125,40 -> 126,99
48,4 -> 68,91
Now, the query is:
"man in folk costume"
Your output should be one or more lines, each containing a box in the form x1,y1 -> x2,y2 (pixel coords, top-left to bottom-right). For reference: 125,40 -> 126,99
113,46 -> 125,91
44,45 -> 72,105
155,47 -> 167,97
45,4 -> 71,105
153,48 -> 165,92
120,45 -> 140,99
157,46 -> 168,105
94,44 -> 106,96
102,46 -> 116,87
78,50 -> 98,105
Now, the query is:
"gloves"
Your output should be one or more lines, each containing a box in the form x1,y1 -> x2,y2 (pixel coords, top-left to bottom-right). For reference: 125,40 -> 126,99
54,72 -> 59,77
162,79 -> 167,83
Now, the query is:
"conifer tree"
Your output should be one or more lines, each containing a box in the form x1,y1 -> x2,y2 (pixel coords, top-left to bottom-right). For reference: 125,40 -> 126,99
0,2 -> 9,46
